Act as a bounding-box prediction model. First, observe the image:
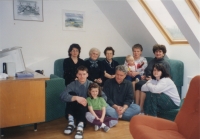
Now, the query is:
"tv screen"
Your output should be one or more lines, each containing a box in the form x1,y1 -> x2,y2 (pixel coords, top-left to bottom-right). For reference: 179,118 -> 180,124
0,47 -> 26,73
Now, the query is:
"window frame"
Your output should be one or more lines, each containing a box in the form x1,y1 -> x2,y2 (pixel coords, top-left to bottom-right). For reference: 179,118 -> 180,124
139,0 -> 188,45
185,0 -> 200,22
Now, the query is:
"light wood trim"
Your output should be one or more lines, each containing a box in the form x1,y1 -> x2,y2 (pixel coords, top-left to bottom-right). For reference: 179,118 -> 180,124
139,0 -> 189,45
185,0 -> 200,22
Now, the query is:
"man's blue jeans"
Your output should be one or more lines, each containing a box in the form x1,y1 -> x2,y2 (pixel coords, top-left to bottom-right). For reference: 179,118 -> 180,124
106,103 -> 140,121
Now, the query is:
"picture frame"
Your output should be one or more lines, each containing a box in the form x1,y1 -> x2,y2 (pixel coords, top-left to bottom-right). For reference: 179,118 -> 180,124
62,10 -> 85,31
13,0 -> 43,22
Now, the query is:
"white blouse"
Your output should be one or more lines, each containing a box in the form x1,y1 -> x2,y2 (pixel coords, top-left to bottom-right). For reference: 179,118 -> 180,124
141,77 -> 181,106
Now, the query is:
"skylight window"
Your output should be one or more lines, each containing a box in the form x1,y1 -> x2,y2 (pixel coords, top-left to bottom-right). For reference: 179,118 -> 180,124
139,0 -> 188,44
186,0 -> 200,22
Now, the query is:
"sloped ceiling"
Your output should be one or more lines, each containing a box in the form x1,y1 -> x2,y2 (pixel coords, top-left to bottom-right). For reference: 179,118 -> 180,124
94,0 -> 200,58
162,0 -> 200,58
94,0 -> 156,57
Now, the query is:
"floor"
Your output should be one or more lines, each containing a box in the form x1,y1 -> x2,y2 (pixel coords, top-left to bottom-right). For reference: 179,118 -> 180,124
1,117 -> 133,139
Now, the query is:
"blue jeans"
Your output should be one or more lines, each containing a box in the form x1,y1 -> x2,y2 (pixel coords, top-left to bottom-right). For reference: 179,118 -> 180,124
106,103 -> 140,121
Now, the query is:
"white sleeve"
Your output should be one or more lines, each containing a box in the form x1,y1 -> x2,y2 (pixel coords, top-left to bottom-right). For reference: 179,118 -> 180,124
146,78 -> 169,93
141,83 -> 149,91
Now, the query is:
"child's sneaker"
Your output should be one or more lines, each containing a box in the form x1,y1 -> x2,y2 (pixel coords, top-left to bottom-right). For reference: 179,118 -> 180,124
103,126 -> 110,132
135,78 -> 140,83
94,125 -> 99,131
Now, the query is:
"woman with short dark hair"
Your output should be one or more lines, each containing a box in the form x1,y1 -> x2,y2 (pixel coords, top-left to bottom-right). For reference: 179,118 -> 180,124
63,43 -> 85,86
102,46 -> 119,83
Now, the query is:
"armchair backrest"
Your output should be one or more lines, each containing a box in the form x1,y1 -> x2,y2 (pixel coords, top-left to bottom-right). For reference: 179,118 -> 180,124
175,75 -> 200,139
54,58 -> 65,78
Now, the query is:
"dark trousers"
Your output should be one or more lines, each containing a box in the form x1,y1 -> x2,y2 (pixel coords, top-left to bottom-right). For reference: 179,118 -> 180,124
88,110 -> 117,127
65,92 -> 88,127
125,75 -> 141,82
144,92 -> 179,116
135,80 -> 147,91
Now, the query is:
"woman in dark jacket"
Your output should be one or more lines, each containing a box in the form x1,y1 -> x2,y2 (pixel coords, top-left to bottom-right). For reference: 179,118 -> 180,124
63,43 -> 85,86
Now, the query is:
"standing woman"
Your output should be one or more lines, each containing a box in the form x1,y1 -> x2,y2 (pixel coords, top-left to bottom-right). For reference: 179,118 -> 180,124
102,47 -> 119,83
85,48 -> 104,86
141,63 -> 180,116
63,43 -> 85,86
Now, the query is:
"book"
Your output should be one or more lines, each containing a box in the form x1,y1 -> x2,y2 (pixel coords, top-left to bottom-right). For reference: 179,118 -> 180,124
16,71 -> 34,78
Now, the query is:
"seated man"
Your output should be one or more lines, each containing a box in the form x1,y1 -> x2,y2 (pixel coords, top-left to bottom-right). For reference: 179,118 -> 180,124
103,65 -> 140,121
60,65 -> 107,139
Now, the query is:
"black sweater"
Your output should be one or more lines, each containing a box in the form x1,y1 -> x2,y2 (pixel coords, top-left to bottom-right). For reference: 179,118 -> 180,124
63,57 -> 85,85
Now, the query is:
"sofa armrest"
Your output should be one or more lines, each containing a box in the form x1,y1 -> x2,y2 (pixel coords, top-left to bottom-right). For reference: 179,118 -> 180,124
45,75 -> 66,122
167,59 -> 184,97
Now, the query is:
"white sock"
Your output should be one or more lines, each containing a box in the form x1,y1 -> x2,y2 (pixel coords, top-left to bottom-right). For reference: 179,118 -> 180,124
77,122 -> 84,131
68,115 -> 75,126
100,123 -> 106,128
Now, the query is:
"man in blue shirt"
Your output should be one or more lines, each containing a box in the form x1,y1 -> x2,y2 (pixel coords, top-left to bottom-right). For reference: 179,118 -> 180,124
103,65 -> 140,121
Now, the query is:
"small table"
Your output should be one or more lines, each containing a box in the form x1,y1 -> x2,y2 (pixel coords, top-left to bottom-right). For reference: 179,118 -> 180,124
0,70 -> 48,136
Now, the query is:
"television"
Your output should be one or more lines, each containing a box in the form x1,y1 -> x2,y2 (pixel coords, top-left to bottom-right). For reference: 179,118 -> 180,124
0,47 -> 26,73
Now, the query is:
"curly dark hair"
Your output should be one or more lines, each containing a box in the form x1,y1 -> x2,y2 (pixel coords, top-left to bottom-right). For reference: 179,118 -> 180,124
152,44 -> 167,55
104,46 -> 115,55
151,63 -> 170,80
87,83 -> 102,98
68,43 -> 81,57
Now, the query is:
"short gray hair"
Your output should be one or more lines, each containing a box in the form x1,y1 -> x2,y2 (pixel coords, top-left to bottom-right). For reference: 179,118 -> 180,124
115,65 -> 128,74
89,48 -> 101,56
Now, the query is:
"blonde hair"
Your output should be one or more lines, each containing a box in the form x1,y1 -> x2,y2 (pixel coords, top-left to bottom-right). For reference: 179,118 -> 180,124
89,48 -> 101,57
126,55 -> 134,62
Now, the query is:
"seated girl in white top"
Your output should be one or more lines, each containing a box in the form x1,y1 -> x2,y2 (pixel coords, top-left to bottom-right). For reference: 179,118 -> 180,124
141,63 -> 180,116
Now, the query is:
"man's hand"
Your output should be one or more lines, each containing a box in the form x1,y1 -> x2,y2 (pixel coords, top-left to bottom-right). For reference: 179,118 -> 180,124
114,105 -> 124,115
76,96 -> 87,106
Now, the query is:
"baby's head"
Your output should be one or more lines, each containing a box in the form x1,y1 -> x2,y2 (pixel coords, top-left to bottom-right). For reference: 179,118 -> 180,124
88,83 -> 102,99
126,55 -> 135,66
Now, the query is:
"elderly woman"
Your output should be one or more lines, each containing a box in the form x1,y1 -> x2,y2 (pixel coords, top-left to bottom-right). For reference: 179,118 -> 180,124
102,46 -> 119,83
85,48 -> 104,86
63,43 -> 85,86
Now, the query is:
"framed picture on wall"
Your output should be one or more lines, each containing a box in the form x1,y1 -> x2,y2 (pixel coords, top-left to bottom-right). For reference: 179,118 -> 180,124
13,0 -> 43,21
62,10 -> 85,31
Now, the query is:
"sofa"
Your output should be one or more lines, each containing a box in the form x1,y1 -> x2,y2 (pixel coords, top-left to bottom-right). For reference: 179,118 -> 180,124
53,56 -> 184,121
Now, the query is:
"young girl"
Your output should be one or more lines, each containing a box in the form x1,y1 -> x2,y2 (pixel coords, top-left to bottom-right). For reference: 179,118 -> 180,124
124,55 -> 141,82
141,63 -> 181,116
86,83 -> 118,132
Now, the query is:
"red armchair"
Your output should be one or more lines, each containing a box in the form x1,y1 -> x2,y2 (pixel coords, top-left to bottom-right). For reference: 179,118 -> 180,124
129,75 -> 200,139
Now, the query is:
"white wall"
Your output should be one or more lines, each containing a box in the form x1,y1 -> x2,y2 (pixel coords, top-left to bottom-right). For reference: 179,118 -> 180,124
0,0 -> 132,77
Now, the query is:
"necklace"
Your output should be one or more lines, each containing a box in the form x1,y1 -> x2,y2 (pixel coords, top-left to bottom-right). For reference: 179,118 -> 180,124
105,59 -> 114,68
